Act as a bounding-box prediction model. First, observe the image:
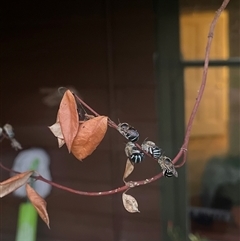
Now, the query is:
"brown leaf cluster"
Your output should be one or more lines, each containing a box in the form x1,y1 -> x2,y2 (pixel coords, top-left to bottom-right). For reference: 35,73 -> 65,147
49,90 -> 108,160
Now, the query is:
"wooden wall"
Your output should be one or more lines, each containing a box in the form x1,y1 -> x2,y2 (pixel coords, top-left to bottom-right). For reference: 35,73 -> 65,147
0,1 -> 162,240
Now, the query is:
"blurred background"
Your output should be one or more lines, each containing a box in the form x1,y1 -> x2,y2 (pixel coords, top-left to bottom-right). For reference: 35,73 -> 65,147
0,0 -> 239,241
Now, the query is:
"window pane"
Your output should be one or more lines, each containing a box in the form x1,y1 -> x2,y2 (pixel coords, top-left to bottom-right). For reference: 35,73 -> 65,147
180,0 -> 240,59
184,66 -> 240,240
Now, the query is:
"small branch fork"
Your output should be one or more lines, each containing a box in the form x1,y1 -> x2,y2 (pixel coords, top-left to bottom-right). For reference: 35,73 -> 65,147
0,0 -> 230,196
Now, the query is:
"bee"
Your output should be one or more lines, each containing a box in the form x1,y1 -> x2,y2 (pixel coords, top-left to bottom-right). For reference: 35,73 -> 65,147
3,124 -> 15,139
125,142 -> 144,164
117,122 -> 139,142
158,156 -> 178,178
141,140 -> 162,159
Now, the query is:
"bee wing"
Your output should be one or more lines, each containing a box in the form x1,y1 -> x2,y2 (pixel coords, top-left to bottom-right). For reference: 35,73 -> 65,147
124,142 -> 134,157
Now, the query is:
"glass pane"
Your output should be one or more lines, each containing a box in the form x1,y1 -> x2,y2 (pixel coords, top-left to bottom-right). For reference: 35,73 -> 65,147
184,66 -> 240,240
180,0 -> 240,59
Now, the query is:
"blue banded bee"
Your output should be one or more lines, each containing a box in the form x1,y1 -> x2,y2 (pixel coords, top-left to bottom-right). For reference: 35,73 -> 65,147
118,123 -> 139,142
125,142 -> 144,164
141,140 -> 162,159
158,156 -> 178,178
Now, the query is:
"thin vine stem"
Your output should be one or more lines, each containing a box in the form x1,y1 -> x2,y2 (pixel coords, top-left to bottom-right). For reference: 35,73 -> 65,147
0,161 -> 162,196
182,0 -> 230,150
0,0 -> 230,196
172,0 -> 230,166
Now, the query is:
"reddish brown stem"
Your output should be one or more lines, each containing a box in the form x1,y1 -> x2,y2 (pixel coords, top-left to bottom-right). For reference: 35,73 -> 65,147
0,162 -> 18,173
173,0 -> 230,166
0,162 -> 162,196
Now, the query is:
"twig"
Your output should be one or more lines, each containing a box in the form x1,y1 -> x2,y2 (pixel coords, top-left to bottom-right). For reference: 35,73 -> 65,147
74,94 -> 118,129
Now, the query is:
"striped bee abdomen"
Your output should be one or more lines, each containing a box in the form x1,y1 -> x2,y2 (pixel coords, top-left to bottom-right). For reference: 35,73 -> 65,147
125,142 -> 144,164
163,169 -> 174,178
141,140 -> 162,159
130,152 -> 144,164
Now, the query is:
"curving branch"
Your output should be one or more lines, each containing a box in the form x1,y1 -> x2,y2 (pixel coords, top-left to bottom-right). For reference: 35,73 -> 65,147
174,0 -> 230,167
0,0 -> 230,196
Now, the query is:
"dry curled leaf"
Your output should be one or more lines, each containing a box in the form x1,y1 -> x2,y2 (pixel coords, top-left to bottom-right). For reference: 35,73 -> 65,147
71,116 -> 108,160
123,159 -> 134,181
48,122 -> 65,148
122,193 -> 140,213
0,171 -> 33,198
26,184 -> 50,229
58,90 -> 79,152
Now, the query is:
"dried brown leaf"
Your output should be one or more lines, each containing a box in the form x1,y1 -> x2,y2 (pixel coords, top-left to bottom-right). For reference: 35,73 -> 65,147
48,122 -> 65,148
71,116 -> 108,160
26,184 -> 50,229
123,159 -> 134,181
0,171 -> 34,198
58,90 -> 79,152
122,193 -> 140,213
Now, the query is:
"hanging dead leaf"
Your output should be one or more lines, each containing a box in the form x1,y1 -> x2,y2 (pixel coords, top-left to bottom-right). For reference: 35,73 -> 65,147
0,171 -> 33,198
48,122 -> 65,148
58,90 -> 79,152
122,193 -> 140,213
123,159 -> 134,181
26,184 -> 50,229
71,116 -> 108,160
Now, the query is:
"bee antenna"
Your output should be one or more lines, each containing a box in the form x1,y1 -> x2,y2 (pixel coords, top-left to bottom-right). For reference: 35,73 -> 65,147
143,137 -> 148,143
